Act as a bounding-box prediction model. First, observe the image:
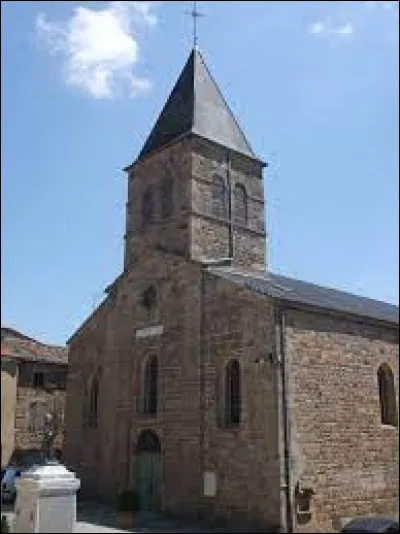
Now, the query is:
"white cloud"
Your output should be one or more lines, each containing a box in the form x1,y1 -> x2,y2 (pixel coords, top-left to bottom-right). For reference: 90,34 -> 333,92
35,1 -> 157,99
309,21 -> 326,34
335,22 -> 353,35
365,1 -> 397,9
308,19 -> 354,38
308,0 -> 398,42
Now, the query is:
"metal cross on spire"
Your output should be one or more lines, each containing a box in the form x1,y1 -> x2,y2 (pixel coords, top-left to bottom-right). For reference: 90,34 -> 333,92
185,0 -> 204,49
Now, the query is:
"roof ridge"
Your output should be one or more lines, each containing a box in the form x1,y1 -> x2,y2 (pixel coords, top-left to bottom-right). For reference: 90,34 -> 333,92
208,267 -> 398,324
271,272 -> 399,307
1,326 -> 66,349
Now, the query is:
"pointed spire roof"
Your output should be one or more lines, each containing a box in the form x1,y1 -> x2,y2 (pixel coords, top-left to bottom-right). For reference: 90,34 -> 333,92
136,48 -> 258,163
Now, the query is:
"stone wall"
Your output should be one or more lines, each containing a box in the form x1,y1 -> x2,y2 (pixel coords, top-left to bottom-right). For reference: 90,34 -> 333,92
65,296 -> 113,498
285,309 -> 399,533
124,138 -> 192,267
200,272 -> 281,531
66,257 -> 281,529
1,359 -> 67,467
65,258 -> 399,533
13,361 -> 67,462
190,136 -> 266,269
123,135 -> 266,271
190,216 -> 230,260
65,250 -> 203,512
1,358 -> 18,467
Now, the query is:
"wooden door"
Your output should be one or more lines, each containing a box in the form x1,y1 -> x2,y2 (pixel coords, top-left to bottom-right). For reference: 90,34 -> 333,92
134,430 -> 162,513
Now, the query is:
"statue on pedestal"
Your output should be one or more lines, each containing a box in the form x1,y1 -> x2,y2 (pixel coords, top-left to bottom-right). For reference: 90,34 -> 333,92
42,409 -> 59,464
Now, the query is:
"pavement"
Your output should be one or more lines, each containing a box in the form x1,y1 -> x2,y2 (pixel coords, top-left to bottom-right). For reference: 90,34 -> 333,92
76,522 -> 126,533
1,501 -> 233,533
1,514 -> 125,533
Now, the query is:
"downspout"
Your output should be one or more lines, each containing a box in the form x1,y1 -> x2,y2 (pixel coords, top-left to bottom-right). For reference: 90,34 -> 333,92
276,305 -> 294,533
199,265 -> 205,517
226,150 -> 234,259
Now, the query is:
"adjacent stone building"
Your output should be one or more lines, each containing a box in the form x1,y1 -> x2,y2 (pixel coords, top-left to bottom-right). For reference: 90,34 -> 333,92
1,327 -> 68,468
64,48 -> 399,532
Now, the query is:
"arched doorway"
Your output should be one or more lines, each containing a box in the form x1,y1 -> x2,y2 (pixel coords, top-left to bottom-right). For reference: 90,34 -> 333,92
134,430 -> 162,513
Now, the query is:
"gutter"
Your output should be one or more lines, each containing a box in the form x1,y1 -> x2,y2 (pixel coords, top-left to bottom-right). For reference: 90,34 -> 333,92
227,150 -> 234,259
199,264 -> 205,514
276,306 -> 294,533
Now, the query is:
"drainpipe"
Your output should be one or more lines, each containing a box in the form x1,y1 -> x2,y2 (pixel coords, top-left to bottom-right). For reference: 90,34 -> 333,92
199,265 -> 205,517
227,150 -> 234,259
276,306 -> 294,533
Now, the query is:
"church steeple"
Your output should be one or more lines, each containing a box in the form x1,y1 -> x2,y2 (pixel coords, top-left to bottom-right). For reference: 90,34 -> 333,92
137,48 -> 259,163
124,48 -> 267,271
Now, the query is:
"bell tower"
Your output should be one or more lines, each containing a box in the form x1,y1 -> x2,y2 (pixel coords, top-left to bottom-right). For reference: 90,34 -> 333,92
123,48 -> 267,270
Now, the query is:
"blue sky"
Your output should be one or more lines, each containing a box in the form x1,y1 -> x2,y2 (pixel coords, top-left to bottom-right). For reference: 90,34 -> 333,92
1,1 -> 399,345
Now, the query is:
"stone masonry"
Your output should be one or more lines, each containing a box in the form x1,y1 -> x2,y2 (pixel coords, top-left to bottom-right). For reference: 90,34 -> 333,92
1,327 -> 68,467
124,136 -> 266,271
65,250 -> 399,532
285,310 -> 399,533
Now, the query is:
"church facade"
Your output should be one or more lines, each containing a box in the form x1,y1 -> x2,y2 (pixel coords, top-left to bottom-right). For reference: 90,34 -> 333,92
64,49 -> 399,533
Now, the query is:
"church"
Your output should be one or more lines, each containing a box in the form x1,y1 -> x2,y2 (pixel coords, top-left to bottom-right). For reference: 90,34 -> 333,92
64,47 -> 399,533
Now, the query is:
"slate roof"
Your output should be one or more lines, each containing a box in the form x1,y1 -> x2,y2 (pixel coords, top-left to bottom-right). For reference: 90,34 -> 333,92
1,327 -> 68,365
208,267 -> 399,325
136,48 -> 259,163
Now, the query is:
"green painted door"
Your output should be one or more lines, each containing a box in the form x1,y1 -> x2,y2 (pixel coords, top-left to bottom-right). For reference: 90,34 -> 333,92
136,452 -> 161,512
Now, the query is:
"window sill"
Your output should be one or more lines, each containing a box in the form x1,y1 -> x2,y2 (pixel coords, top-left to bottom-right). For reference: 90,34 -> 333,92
217,425 -> 241,434
380,423 -> 398,429
138,413 -> 158,420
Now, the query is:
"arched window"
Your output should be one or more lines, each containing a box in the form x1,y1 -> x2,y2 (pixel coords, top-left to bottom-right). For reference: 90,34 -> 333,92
225,359 -> 241,427
378,364 -> 397,426
161,176 -> 173,218
212,175 -> 227,219
141,284 -> 158,321
143,356 -> 158,416
88,376 -> 99,428
29,401 -> 47,432
142,187 -> 155,227
233,183 -> 248,225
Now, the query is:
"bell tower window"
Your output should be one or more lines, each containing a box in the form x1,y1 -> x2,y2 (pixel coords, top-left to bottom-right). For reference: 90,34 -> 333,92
142,187 -> 155,227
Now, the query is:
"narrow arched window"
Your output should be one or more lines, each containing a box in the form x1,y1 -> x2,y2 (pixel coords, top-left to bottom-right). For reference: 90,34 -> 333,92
88,376 -> 99,428
142,187 -> 154,227
141,284 -> 158,321
226,359 -> 241,427
234,183 -> 248,225
212,175 -> 227,219
378,364 -> 397,427
143,356 -> 158,416
161,176 -> 173,218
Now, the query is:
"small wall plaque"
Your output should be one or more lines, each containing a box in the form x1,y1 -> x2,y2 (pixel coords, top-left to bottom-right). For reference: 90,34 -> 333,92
203,471 -> 217,497
135,325 -> 164,338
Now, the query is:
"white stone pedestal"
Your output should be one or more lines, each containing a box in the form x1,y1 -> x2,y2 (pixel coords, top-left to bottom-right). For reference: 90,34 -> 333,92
14,462 -> 81,533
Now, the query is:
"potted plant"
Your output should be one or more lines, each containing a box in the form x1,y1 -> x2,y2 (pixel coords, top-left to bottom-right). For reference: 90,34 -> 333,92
115,489 -> 140,529
1,515 -> 10,534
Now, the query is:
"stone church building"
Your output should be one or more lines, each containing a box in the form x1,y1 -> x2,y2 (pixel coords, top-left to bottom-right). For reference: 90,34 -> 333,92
65,49 -> 399,533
